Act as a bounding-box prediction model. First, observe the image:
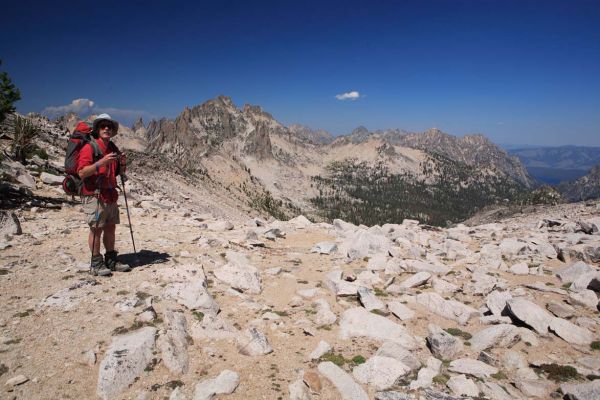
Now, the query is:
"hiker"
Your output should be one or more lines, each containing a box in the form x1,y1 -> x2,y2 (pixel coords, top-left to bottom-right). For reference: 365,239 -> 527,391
77,113 -> 130,276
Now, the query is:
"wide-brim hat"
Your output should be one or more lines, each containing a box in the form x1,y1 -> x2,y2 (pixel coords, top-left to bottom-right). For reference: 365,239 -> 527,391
92,113 -> 119,136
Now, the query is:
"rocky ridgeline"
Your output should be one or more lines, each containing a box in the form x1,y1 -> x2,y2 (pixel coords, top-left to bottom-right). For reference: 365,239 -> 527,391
1,164 -> 600,399
559,166 -> 600,203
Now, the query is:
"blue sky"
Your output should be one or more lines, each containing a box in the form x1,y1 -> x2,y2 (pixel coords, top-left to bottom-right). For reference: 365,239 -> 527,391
1,0 -> 599,145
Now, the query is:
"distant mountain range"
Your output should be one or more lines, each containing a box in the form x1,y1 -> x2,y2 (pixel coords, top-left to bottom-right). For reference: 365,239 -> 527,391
506,145 -> 600,184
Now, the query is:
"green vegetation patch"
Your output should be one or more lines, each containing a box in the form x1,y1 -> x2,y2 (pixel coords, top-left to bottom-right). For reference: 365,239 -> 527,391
591,341 -> 600,350
320,352 -> 346,366
309,155 -> 528,226
540,364 -> 580,382
444,327 -> 472,340
193,311 -> 205,322
351,355 -> 366,365
433,374 -> 450,385
491,371 -> 508,380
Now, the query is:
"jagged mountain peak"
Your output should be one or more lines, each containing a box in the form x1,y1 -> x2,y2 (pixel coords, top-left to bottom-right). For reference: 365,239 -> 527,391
287,124 -> 334,144
132,116 -> 145,131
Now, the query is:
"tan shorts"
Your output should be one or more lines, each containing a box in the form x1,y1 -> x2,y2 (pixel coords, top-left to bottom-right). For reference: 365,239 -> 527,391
82,196 -> 120,228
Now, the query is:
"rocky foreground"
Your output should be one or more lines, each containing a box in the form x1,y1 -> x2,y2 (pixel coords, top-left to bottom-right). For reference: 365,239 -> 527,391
1,179 -> 600,399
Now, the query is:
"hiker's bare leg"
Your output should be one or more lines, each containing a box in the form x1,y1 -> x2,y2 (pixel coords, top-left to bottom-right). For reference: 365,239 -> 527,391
104,224 -> 116,252
88,228 -> 103,256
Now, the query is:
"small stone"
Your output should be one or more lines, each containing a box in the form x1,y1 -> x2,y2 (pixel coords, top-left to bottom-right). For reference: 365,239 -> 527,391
446,374 -> 479,397
193,370 -> 239,400
5,375 -> 28,386
309,341 -> 331,360
509,262 -> 529,275
81,349 -> 96,366
303,370 -> 322,393
448,358 -> 499,378
289,379 -> 311,400
387,301 -> 415,321
237,327 -> 273,356
426,324 -> 463,360
546,301 -> 575,319
318,361 -> 369,400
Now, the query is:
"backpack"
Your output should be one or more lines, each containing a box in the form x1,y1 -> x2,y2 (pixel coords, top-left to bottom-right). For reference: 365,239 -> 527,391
62,121 -> 103,195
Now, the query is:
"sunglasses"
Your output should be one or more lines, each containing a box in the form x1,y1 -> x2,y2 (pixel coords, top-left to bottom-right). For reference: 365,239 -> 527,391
99,122 -> 114,130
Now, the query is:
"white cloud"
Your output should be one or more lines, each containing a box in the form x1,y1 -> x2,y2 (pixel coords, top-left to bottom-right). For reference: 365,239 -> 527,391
43,98 -> 95,116
335,91 -> 361,101
42,98 -> 154,125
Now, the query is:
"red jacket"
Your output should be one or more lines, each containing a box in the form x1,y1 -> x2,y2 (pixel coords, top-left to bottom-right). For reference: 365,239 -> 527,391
76,138 -> 119,203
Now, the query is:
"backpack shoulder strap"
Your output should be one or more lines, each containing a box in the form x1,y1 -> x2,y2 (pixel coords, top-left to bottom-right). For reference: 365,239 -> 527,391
87,139 -> 103,162
107,141 -> 121,154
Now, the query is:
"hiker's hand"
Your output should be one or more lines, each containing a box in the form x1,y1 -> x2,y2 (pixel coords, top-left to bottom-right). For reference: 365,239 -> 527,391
99,153 -> 118,166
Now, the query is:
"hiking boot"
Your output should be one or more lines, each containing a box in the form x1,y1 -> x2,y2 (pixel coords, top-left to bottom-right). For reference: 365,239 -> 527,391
90,255 -> 112,277
105,251 -> 131,272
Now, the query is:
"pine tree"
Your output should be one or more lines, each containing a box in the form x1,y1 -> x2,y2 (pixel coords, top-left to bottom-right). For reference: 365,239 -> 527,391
0,60 -> 21,124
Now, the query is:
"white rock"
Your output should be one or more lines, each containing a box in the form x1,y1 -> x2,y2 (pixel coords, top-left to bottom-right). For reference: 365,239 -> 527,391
516,380 -> 553,398
447,374 -> 479,397
506,298 -> 553,334
0,211 -> 22,237
409,366 -> 437,390
5,374 -> 28,386
404,259 -> 450,275
214,251 -> 262,294
387,301 -> 415,321
356,270 -> 383,286
339,307 -> 418,349
318,361 -> 369,400
157,309 -> 189,374
325,271 -> 359,296
499,238 -> 528,257
426,324 -> 463,360
193,370 -> 239,400
288,379 -> 311,400
357,286 -> 386,312
560,380 -> 600,400
399,271 -> 431,288
367,253 -> 389,270
40,171 -> 63,185
571,271 -> 600,292
502,350 -> 527,371
237,327 -> 272,356
432,278 -> 459,294
352,356 -> 411,390
448,358 -> 499,378
470,324 -> 519,351
309,340 -> 331,360
478,381 -> 516,400
97,327 -> 157,400
190,314 -> 239,340
169,387 -> 185,400
339,229 -> 392,260
509,262 -> 529,275
556,261 -> 593,283
415,292 -> 478,325
298,288 -> 319,299
375,341 -> 421,371
314,299 -> 337,325
568,289 -> 599,310
311,242 -> 337,255
208,220 -> 234,231
164,280 -> 219,313
549,317 -> 593,345
82,349 -> 97,366
517,328 -> 540,347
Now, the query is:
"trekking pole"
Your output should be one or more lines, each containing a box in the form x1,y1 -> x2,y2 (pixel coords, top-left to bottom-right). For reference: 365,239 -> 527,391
120,174 -> 137,256
90,197 -> 100,270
